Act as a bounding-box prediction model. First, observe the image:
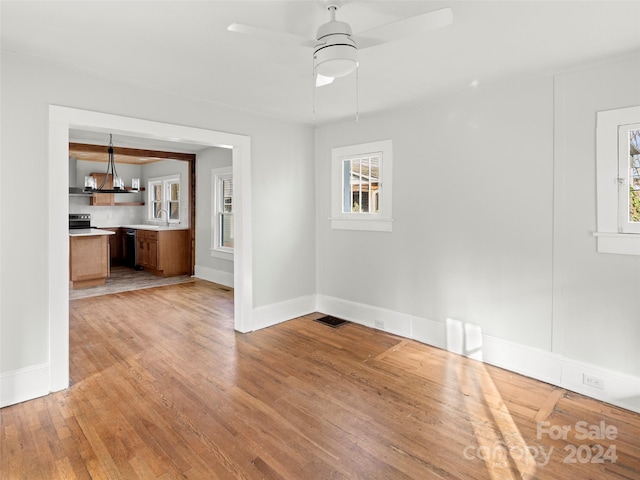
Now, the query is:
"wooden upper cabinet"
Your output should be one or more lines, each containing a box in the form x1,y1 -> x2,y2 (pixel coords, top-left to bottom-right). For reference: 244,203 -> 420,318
89,173 -> 114,206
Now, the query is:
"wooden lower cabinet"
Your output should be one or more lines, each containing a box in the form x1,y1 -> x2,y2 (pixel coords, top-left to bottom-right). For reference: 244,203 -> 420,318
69,235 -> 110,288
136,229 -> 189,277
101,227 -> 122,266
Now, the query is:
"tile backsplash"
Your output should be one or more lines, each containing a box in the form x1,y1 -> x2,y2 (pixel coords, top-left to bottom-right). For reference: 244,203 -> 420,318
69,196 -> 146,227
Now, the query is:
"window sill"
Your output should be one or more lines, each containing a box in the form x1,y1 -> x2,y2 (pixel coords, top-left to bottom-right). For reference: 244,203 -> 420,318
330,217 -> 393,232
593,232 -> 640,255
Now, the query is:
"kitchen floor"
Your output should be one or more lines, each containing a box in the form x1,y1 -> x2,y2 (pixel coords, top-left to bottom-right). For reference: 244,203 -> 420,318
69,266 -> 193,300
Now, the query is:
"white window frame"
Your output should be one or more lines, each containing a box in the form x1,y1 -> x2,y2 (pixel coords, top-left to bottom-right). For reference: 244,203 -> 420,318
331,139 -> 393,232
595,105 -> 640,254
211,167 -> 233,260
147,174 -> 181,224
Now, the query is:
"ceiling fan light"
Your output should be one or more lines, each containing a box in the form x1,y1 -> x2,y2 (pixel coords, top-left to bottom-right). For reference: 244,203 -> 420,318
315,73 -> 335,87
314,44 -> 357,78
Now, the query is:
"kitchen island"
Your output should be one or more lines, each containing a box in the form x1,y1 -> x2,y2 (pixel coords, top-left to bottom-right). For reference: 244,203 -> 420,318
69,229 -> 115,288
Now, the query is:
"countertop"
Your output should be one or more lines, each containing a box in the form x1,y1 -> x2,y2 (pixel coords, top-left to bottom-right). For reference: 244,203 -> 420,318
69,228 -> 116,237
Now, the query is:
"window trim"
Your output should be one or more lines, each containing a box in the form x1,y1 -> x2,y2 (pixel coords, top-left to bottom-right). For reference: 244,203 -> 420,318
330,139 -> 393,232
595,105 -> 640,254
211,167 -> 233,260
147,174 -> 181,224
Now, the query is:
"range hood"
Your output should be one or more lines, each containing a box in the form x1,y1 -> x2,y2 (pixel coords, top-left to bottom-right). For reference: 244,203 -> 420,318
69,186 -> 92,196
69,156 -> 91,196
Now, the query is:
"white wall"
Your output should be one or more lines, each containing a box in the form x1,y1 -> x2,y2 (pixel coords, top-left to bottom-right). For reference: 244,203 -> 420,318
0,51 -> 315,404
315,53 -> 640,412
195,147 -> 234,287
552,57 -> 640,372
317,77 -> 554,348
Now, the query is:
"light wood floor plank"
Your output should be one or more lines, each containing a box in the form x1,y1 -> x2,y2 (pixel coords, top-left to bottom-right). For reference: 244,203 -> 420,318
1,279 -> 639,479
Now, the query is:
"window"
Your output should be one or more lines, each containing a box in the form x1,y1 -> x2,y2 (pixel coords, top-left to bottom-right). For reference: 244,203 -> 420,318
342,155 -> 380,214
211,167 -> 234,257
331,140 -> 393,231
618,124 -> 640,233
595,105 -> 640,254
147,174 -> 181,224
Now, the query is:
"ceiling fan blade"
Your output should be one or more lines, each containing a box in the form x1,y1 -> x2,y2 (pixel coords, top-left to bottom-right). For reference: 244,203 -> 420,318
355,7 -> 453,49
315,74 -> 335,87
227,23 -> 315,47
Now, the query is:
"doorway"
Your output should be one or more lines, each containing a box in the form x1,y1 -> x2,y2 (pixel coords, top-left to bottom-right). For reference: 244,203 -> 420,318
49,106 -> 253,393
68,134 -> 200,298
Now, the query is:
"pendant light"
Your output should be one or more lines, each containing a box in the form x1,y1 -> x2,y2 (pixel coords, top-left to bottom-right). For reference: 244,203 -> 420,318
83,134 -> 137,193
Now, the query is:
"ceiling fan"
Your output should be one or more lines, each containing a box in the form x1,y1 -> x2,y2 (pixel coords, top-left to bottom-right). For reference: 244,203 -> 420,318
227,1 -> 453,87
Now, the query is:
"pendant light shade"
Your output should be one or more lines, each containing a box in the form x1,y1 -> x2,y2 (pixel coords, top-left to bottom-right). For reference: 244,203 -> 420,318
314,43 -> 357,78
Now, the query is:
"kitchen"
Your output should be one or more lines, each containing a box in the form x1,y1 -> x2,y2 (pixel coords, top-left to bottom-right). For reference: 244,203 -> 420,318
68,132 -> 196,297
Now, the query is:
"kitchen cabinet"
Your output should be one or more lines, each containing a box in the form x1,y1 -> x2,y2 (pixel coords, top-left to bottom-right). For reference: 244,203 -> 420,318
136,229 -> 189,277
69,231 -> 112,288
101,227 -> 122,265
136,230 -> 158,270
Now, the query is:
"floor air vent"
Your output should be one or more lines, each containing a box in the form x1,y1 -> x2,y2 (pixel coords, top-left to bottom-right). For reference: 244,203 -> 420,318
314,315 -> 349,328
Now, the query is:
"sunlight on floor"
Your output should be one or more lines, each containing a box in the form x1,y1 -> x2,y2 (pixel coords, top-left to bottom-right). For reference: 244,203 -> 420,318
447,317 -> 538,479
457,360 -> 538,479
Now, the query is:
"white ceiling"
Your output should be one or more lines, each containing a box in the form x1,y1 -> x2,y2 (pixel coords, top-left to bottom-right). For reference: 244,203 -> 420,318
2,1 -> 640,126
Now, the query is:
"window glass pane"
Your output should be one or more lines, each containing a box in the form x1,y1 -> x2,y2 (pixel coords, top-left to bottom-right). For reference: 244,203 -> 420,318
629,129 -> 640,223
342,159 -> 351,213
370,156 -> 380,213
170,182 -> 180,201
169,202 -> 179,220
221,213 -> 234,248
152,184 -> 162,202
222,178 -> 233,213
343,155 -> 381,214
152,201 -> 162,218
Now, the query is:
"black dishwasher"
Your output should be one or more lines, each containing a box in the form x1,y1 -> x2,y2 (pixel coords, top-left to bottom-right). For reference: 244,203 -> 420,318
124,229 -> 137,268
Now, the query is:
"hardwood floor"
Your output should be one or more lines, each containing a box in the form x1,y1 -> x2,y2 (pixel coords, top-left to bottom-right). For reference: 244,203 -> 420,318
2,280 -> 639,479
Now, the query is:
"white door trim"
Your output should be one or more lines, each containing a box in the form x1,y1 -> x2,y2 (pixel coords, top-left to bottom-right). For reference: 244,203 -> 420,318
48,105 -> 253,392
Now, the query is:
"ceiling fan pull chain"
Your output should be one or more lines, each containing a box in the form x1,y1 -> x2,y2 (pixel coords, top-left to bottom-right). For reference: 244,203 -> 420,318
312,60 -> 316,121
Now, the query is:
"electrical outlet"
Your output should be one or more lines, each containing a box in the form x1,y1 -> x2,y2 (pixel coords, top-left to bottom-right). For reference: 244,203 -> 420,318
583,374 -> 604,389
374,319 -> 385,330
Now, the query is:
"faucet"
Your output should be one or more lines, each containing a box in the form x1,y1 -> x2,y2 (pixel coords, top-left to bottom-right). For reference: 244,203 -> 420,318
157,209 -> 170,227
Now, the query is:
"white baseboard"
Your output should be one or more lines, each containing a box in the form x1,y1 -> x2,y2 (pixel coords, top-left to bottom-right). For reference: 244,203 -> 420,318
316,294 -> 640,414
252,294 -> 317,331
560,358 -> 640,412
194,265 -> 234,288
0,363 -> 50,408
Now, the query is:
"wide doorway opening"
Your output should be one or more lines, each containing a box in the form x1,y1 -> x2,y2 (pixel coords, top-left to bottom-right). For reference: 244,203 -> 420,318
49,106 -> 253,393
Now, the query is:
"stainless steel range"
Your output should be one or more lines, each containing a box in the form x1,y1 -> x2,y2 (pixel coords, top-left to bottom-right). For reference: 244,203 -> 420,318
69,213 -> 93,229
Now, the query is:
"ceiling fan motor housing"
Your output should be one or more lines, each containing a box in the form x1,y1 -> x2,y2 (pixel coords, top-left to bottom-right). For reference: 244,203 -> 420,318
314,19 -> 358,78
